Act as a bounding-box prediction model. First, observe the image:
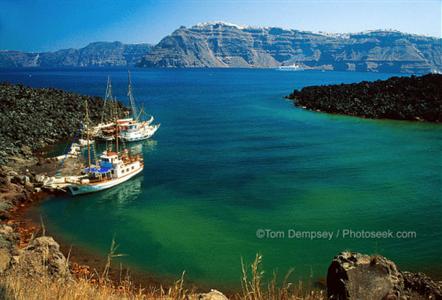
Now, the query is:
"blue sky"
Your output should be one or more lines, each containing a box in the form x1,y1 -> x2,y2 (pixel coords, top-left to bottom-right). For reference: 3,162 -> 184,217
1,0 -> 441,52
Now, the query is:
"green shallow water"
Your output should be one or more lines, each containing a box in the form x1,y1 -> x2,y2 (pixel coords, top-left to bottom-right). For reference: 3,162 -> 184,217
3,69 -> 441,288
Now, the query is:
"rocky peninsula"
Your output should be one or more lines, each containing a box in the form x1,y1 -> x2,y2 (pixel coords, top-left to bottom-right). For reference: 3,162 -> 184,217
287,73 -> 442,122
0,82 -> 121,220
0,83 -> 441,299
0,82 -> 128,165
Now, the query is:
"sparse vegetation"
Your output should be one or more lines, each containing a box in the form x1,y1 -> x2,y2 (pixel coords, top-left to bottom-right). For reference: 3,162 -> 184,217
239,254 -> 324,300
0,270 -> 193,300
0,231 -> 325,300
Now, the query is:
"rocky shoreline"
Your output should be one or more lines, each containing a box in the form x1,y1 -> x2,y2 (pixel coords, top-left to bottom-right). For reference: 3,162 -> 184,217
0,82 -> 121,222
0,82 -> 127,165
286,73 -> 442,122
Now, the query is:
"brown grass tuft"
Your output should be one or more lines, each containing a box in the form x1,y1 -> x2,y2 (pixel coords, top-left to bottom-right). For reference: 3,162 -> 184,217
0,238 -> 325,300
237,253 -> 325,300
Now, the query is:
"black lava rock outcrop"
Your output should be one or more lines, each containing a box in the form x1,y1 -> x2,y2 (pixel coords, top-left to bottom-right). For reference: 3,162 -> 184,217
287,73 -> 442,122
327,251 -> 442,300
0,82 -> 125,165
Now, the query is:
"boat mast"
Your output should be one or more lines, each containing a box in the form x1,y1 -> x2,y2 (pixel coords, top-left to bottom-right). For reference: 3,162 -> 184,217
85,101 -> 91,168
127,70 -> 138,120
115,118 -> 119,155
101,76 -> 113,124
113,96 -> 119,119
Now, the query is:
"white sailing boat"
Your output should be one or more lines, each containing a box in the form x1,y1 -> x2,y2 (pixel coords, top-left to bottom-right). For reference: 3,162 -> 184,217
67,101 -> 144,196
94,76 -> 121,141
118,71 -> 160,142
93,73 -> 160,142
67,150 -> 143,195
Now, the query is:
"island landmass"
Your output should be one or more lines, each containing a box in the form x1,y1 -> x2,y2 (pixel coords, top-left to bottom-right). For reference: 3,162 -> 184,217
1,22 -> 441,74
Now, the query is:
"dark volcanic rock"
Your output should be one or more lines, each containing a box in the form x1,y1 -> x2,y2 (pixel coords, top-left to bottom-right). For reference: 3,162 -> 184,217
0,166 -> 27,218
327,251 -> 442,300
139,22 -> 442,73
0,83 -> 126,164
402,272 -> 442,299
287,73 -> 442,122
327,252 -> 404,299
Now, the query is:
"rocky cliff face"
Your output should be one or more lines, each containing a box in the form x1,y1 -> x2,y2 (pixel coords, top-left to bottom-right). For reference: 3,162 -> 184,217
0,42 -> 152,68
2,22 -> 441,73
139,22 -> 442,73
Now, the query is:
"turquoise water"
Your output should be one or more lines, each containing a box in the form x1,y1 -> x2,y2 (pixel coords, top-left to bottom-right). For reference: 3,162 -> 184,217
2,69 -> 441,288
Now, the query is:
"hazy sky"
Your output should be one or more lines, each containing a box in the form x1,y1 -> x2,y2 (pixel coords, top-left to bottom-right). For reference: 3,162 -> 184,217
1,0 -> 441,52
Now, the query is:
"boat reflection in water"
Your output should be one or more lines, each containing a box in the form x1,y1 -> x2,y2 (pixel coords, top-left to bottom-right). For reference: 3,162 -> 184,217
128,139 -> 157,157
94,140 -> 157,209
95,174 -> 143,209
59,167 -> 143,219
96,140 -> 158,208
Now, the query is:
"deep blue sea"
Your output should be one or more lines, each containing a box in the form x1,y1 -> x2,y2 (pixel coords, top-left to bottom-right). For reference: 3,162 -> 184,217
1,68 -> 441,289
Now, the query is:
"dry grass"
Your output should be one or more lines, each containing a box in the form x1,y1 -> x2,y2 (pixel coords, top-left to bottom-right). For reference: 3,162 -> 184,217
0,239 -> 325,300
236,254 -> 325,300
0,236 -> 190,300
0,272 -> 190,300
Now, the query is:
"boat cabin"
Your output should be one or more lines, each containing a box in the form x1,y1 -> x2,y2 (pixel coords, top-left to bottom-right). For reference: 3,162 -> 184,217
100,151 -> 119,165
83,165 -> 113,181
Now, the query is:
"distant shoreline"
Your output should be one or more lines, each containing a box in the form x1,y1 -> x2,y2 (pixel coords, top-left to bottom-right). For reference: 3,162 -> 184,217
2,24 -> 441,73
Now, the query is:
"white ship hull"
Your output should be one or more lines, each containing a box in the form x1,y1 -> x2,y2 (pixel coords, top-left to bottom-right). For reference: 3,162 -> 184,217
97,135 -> 115,141
68,166 -> 143,196
277,64 -> 304,71
120,124 -> 160,142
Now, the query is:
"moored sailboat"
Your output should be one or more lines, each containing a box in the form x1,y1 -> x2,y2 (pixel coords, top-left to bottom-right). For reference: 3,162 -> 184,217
67,150 -> 143,195
67,101 -> 144,196
118,71 -> 160,142
94,76 -> 122,141
93,73 -> 160,142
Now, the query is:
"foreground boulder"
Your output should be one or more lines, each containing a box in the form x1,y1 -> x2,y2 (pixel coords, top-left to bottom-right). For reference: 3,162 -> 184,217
327,251 -> 442,299
0,225 -> 19,274
0,166 -> 35,220
0,224 -> 71,282
17,236 -> 71,278
190,289 -> 229,300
